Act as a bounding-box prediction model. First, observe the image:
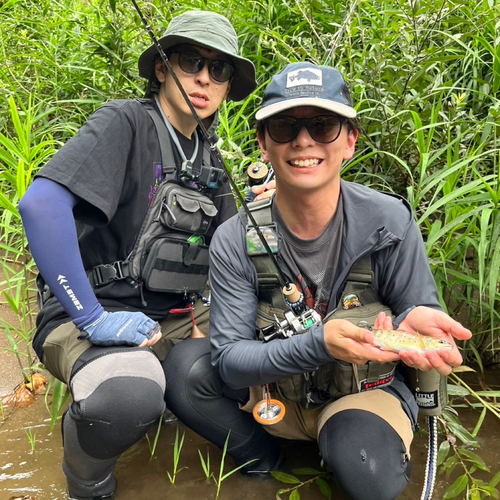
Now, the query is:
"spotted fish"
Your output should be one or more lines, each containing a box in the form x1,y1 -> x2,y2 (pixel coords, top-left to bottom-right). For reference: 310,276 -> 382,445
289,70 -> 320,83
371,329 -> 453,354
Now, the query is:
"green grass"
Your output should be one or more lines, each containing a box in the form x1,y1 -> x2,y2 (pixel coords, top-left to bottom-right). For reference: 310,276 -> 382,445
1,0 -> 499,495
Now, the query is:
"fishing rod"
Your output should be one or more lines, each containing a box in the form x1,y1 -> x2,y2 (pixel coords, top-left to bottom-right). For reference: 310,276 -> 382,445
130,0 -> 291,293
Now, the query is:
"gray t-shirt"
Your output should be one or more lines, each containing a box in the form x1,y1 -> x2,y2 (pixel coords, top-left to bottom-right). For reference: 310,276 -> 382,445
273,195 -> 343,317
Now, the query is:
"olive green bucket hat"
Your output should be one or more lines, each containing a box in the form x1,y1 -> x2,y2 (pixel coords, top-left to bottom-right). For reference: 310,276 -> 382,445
138,10 -> 257,101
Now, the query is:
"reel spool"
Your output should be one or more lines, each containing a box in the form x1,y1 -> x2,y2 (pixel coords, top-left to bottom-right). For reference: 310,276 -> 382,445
247,162 -> 269,186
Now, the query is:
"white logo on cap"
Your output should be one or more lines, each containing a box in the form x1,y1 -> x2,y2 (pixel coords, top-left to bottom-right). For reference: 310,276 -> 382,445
286,68 -> 323,88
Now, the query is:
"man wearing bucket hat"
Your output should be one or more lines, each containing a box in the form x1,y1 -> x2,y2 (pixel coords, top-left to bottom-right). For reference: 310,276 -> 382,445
19,10 -> 257,499
164,62 -> 471,499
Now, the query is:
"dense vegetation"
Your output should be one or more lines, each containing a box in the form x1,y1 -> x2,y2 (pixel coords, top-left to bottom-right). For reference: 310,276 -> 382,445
2,0 -> 498,366
0,1 -> 499,496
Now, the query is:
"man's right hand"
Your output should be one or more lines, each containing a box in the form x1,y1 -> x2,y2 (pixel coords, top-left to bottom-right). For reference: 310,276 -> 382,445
323,319 -> 400,365
80,311 -> 162,347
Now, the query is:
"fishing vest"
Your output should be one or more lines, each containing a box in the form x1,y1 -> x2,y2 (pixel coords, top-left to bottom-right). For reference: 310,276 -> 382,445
87,99 -> 219,300
242,197 -> 399,409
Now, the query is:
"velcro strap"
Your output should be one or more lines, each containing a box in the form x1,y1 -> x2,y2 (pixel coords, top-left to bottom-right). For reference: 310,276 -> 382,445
153,259 -> 209,274
183,242 -> 198,266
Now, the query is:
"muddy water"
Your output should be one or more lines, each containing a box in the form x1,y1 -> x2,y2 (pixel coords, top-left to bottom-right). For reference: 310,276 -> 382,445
2,272 -> 497,499
1,389 -> 499,499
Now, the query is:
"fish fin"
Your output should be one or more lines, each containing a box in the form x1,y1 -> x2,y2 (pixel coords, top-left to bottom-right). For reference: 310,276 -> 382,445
416,331 -> 426,349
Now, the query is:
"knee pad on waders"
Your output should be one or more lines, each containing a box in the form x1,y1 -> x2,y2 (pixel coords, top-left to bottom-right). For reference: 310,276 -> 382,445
403,367 -> 448,417
67,348 -> 166,459
319,409 -> 411,500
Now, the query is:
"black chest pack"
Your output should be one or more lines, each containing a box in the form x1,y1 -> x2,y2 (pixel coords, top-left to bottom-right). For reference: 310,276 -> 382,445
88,100 -> 223,299
243,198 -> 447,415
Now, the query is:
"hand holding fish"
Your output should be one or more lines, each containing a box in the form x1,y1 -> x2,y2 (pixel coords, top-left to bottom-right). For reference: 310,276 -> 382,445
377,306 -> 472,376
323,318 -> 400,366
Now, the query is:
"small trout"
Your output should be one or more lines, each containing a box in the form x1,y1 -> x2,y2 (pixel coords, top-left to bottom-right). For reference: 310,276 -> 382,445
371,329 -> 453,354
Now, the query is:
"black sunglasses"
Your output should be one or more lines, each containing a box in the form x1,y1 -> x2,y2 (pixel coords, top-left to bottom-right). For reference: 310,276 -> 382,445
169,48 -> 234,83
265,115 -> 346,144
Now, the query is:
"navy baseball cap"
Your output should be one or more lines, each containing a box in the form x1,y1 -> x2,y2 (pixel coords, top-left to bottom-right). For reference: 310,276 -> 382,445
255,62 -> 356,120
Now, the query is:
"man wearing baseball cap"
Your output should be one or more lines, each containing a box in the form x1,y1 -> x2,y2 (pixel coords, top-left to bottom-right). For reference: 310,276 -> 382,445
19,10 -> 257,499
164,62 -> 471,499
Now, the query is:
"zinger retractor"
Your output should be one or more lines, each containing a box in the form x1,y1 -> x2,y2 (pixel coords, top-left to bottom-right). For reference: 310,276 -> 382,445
253,385 -> 285,425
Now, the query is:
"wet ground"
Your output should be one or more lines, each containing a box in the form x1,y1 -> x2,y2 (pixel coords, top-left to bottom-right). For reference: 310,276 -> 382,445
1,390 -> 499,500
1,272 -> 499,499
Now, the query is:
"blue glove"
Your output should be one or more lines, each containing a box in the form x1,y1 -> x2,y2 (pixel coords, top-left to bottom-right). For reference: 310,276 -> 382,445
79,311 -> 161,347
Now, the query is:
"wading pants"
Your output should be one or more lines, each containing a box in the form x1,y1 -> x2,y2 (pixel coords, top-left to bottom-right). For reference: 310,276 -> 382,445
164,338 -> 414,500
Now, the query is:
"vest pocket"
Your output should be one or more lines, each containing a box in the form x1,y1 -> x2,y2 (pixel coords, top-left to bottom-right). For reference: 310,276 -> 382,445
141,237 -> 209,293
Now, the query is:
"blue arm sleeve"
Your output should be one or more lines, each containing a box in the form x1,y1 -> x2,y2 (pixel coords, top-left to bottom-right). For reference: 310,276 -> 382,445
19,178 -> 103,329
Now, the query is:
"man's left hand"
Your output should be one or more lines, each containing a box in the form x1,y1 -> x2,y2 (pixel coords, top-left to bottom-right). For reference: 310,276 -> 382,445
376,306 -> 472,376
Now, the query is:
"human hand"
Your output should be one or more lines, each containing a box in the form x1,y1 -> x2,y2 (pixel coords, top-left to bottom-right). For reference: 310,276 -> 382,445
251,180 -> 276,201
80,311 -> 162,347
378,307 -> 471,376
323,318 -> 400,365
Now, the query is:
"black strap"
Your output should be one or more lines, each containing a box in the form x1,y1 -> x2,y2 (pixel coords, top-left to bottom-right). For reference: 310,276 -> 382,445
142,98 -> 213,181
153,259 -> 209,275
141,99 -> 177,181
89,261 -> 130,288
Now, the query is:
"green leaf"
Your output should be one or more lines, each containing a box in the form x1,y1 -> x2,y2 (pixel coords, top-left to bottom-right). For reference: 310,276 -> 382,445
490,470 -> 500,489
439,456 -> 458,475
316,478 -> 332,499
290,490 -> 301,500
443,474 -> 468,499
447,385 -> 471,397
270,471 -> 301,484
0,0 -> 21,11
457,448 -> 490,472
445,419 -> 479,447
437,440 -> 450,466
469,488 -> 481,500
482,485 -> 500,499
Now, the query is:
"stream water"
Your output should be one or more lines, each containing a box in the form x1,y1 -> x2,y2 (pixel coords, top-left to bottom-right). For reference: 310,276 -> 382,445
1,376 -> 499,500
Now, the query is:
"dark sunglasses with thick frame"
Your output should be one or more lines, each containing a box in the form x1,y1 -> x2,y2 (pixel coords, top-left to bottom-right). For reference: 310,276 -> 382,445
168,48 -> 234,83
265,114 -> 346,144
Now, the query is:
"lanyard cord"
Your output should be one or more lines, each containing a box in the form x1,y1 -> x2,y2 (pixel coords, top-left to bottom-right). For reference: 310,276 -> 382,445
153,94 -> 199,167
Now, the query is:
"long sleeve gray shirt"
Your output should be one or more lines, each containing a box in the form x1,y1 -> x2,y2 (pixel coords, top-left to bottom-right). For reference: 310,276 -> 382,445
209,181 -> 441,389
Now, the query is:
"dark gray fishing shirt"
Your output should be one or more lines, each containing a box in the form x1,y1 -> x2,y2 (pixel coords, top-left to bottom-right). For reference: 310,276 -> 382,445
208,180 -> 442,389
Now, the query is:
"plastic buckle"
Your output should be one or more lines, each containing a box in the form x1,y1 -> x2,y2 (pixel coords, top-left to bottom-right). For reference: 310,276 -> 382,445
92,261 -> 127,287
93,264 -> 117,286
112,261 -> 127,280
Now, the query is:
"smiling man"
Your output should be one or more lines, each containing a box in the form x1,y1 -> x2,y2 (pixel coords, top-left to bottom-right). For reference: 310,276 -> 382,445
19,10 -> 256,500
164,62 -> 471,500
